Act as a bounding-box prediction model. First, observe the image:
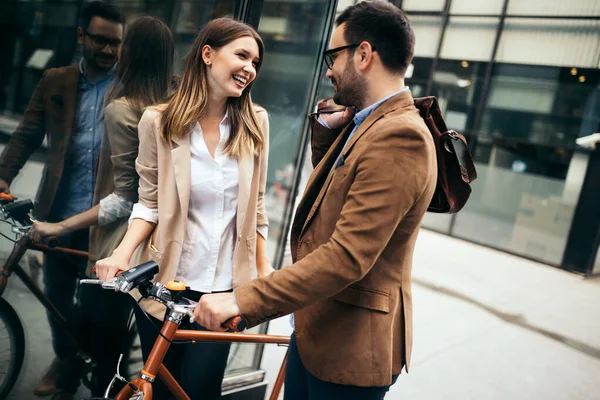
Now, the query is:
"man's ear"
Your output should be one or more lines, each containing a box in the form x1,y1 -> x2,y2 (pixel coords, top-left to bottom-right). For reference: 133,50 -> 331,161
77,27 -> 84,46
357,41 -> 375,72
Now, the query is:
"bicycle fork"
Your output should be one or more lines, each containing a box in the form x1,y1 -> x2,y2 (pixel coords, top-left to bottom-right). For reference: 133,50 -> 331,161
115,319 -> 189,400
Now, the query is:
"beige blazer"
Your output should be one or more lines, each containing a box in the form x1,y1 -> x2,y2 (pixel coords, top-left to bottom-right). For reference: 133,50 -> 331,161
132,106 -> 269,319
87,97 -> 143,275
235,91 -> 437,387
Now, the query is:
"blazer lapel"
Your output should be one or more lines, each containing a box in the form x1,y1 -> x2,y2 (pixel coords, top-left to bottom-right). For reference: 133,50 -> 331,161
236,150 -> 253,236
171,134 -> 191,222
296,91 -> 415,238
292,123 -> 353,238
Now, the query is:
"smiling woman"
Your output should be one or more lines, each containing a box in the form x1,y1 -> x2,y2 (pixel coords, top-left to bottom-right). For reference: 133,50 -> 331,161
93,16 -> 272,400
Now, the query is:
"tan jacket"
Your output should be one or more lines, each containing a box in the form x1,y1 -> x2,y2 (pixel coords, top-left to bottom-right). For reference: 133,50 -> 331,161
234,91 -> 437,387
0,65 -> 80,220
133,106 -> 269,319
87,98 -> 143,275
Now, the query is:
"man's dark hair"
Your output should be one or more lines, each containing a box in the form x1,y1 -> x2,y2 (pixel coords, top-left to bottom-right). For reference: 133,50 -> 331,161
336,1 -> 414,74
79,1 -> 126,30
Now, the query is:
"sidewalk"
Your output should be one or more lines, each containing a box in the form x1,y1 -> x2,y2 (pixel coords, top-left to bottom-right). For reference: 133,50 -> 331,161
262,229 -> 600,400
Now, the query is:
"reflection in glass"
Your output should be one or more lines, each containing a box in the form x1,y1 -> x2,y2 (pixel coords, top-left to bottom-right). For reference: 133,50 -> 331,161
440,17 -> 499,62
401,0 -> 445,12
594,245 -> 600,274
430,59 -> 486,133
451,139 -> 579,266
497,18 -> 600,68
409,16 -> 443,58
252,0 -> 334,260
480,64 -> 600,147
449,0 -> 504,15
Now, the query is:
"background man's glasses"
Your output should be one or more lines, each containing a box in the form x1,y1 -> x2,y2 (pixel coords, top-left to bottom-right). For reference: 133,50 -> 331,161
323,44 -> 359,69
82,29 -> 121,50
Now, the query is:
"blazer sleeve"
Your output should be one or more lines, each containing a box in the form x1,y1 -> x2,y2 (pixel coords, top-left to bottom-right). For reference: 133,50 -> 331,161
105,100 -> 141,203
308,114 -> 344,168
135,109 -> 160,209
256,108 -> 269,229
234,120 -> 435,327
0,71 -> 48,184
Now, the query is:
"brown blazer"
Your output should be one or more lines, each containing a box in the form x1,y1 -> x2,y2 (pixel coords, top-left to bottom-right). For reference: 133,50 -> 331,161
132,106 -> 270,319
234,91 -> 437,387
0,65 -> 80,220
87,98 -> 144,275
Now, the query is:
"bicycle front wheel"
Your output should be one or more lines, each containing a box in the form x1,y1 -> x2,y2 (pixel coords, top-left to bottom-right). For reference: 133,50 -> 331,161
0,297 -> 25,399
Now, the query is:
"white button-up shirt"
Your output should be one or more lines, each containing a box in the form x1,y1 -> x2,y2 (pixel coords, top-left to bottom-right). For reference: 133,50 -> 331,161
130,117 -> 240,292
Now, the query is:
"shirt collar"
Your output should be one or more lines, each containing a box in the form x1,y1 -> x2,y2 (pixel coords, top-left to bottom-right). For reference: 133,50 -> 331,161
353,87 -> 410,127
78,58 -> 116,84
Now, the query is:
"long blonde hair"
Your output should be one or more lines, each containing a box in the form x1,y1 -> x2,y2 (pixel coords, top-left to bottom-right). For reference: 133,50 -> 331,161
160,17 -> 265,157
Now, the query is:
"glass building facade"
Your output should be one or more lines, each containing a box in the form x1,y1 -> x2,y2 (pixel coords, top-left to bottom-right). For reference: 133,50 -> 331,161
399,0 -> 600,274
1,0 -> 599,397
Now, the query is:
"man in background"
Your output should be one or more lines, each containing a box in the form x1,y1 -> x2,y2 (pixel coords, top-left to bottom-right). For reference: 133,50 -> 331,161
0,2 -> 125,398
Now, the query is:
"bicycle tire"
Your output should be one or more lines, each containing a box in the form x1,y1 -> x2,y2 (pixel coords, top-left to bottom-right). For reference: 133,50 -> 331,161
0,297 -> 26,399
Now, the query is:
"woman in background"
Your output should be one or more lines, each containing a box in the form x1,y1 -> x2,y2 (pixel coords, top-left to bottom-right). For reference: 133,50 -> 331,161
30,16 -> 175,396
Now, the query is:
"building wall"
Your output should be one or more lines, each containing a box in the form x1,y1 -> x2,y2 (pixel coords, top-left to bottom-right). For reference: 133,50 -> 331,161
403,0 -> 600,268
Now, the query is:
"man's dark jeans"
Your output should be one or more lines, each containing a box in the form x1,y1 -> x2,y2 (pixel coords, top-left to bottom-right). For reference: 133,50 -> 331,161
284,333 -> 398,400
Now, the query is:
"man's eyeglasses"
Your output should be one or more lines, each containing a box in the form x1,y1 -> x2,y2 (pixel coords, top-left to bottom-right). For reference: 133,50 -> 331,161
82,29 -> 122,50
323,44 -> 359,69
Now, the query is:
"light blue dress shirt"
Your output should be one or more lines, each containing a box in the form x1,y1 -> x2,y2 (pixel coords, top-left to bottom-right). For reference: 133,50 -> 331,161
51,59 -> 115,221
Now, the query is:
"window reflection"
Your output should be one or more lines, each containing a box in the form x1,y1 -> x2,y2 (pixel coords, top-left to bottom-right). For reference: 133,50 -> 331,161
481,64 -> 600,147
252,0 -> 334,260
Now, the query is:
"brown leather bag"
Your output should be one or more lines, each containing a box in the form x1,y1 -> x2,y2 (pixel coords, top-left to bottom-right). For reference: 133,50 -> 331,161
414,96 -> 477,213
313,96 -> 477,213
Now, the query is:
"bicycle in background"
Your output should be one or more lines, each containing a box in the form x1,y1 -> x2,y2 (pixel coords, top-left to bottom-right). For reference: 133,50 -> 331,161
0,194 -> 139,398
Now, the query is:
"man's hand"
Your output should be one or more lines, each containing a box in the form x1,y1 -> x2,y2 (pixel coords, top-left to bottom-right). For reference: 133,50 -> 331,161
194,293 -> 240,332
0,178 -> 11,194
29,221 -> 67,243
320,107 -> 355,130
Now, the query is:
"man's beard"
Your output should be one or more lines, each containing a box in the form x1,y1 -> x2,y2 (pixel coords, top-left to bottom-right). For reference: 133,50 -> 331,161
83,45 -> 116,72
332,59 -> 366,108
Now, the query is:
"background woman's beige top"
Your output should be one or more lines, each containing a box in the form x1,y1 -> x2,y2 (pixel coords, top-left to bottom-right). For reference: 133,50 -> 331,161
87,97 -> 143,275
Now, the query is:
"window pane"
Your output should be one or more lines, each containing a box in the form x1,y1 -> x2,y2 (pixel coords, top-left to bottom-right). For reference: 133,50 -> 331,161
431,59 -> 487,132
440,17 -> 499,61
507,0 -> 600,17
497,18 -> 600,68
451,142 -> 578,265
405,57 -> 433,98
252,0 -> 334,266
480,64 -> 600,147
594,244 -> 600,274
401,0 -> 445,12
450,0 -> 504,15
410,16 -> 443,58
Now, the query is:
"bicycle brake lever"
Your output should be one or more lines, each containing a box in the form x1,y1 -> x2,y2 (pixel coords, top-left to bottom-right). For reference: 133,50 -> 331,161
80,279 -> 103,285
80,278 -> 119,290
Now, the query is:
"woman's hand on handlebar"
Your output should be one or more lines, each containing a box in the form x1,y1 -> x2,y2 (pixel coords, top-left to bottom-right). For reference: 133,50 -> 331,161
95,252 -> 130,281
28,221 -> 67,243
194,293 -> 241,332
